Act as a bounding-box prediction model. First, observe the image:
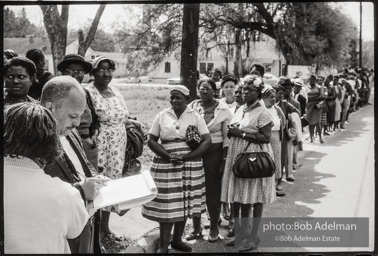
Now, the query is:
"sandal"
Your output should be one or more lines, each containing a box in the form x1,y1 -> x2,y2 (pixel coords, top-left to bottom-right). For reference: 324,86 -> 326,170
238,237 -> 261,252
186,228 -> 203,241
208,234 -> 220,243
170,240 -> 192,252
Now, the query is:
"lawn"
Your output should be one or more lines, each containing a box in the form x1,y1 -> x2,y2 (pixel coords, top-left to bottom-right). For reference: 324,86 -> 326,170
114,84 -> 172,167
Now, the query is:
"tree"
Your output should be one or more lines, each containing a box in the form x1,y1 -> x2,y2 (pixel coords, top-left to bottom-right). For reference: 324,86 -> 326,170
4,7 -> 45,37
180,4 -> 200,101
40,5 -> 106,74
77,4 -> 106,56
115,3 -> 357,78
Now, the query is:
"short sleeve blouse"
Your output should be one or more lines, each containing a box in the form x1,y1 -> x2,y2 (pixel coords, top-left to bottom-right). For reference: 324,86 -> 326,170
149,106 -> 209,141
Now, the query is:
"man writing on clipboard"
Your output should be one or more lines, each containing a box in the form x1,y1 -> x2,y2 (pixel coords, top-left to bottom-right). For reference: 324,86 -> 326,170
41,76 -> 110,254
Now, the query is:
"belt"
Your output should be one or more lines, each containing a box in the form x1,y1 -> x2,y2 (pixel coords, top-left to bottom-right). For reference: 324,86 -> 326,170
86,216 -> 95,226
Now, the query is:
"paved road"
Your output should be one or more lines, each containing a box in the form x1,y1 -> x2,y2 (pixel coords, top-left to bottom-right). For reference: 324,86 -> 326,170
110,91 -> 374,254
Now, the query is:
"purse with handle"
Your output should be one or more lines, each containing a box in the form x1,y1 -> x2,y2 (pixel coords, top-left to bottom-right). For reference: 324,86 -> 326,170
233,141 -> 276,179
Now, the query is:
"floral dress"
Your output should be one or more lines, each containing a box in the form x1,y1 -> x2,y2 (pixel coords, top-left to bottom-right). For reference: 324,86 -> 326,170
86,84 -> 129,180
221,103 -> 276,204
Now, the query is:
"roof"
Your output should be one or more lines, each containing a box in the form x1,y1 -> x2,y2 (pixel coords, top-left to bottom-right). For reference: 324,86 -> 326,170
3,37 -> 78,56
88,51 -> 127,63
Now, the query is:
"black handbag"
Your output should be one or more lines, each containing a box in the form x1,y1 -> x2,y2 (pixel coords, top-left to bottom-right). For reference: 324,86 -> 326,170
186,125 -> 203,150
233,141 -> 276,179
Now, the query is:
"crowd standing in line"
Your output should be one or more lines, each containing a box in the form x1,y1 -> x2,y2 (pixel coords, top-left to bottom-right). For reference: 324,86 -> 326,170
3,48 -> 374,253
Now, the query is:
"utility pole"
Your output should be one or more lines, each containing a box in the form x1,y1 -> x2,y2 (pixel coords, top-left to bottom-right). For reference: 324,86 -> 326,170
180,4 -> 200,101
359,2 -> 362,67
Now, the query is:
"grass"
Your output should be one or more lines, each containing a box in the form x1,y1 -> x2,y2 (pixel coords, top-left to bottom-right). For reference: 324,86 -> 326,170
115,85 -> 172,167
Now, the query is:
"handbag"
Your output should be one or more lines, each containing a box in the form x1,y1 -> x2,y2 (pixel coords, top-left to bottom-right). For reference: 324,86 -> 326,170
233,141 -> 276,179
316,101 -> 326,109
186,125 -> 203,150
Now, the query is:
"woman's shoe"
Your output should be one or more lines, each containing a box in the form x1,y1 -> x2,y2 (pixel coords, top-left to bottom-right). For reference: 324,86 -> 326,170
208,234 -> 220,243
186,228 -> 203,241
286,177 -> 295,182
320,138 -> 324,144
170,240 -> 192,252
156,248 -> 169,253
227,228 -> 234,237
238,237 -> 261,252
226,239 -> 235,246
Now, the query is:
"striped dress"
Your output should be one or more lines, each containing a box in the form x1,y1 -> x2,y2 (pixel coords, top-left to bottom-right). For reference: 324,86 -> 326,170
142,107 -> 208,223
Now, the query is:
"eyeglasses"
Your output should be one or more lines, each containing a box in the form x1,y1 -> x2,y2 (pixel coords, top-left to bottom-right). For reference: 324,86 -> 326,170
97,69 -> 114,76
65,69 -> 85,77
199,87 -> 213,92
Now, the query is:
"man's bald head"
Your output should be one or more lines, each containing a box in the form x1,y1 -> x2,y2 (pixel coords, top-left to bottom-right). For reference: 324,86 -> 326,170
40,76 -> 86,136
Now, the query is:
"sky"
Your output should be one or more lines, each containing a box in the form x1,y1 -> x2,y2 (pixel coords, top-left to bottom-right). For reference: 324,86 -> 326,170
5,2 -> 375,41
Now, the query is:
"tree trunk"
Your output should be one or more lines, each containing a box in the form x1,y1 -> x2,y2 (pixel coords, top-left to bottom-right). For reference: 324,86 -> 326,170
180,4 -> 200,102
77,4 -> 106,56
40,5 -> 69,75
234,28 -> 242,79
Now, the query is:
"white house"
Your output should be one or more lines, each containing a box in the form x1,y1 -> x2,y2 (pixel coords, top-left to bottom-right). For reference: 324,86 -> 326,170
3,37 -> 94,74
87,51 -> 129,78
151,36 -> 285,80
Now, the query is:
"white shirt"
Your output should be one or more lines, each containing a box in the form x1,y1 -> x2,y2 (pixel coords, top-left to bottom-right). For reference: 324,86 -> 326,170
60,136 -> 86,179
149,106 -> 209,141
4,156 -> 87,254
266,106 -> 281,131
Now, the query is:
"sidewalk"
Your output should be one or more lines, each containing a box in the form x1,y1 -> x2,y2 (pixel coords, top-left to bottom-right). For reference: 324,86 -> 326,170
109,101 -> 374,253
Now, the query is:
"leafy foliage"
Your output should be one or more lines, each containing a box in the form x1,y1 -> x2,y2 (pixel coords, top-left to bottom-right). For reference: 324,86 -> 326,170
3,7 -> 45,37
114,3 -> 358,75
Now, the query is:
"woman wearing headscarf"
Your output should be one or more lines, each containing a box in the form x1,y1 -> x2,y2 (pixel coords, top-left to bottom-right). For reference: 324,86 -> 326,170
26,49 -> 54,100
4,103 -> 88,254
3,57 -> 39,105
86,56 -> 129,234
221,76 -> 275,252
142,85 -> 211,253
305,75 -> 324,143
187,78 -> 232,242
261,85 -> 286,197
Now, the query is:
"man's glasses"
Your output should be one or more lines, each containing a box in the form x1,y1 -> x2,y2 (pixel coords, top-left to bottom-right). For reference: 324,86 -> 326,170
97,69 -> 114,76
65,69 -> 85,77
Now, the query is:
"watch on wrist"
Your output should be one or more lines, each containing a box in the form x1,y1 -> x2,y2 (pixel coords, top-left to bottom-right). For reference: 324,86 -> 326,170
242,132 -> 246,139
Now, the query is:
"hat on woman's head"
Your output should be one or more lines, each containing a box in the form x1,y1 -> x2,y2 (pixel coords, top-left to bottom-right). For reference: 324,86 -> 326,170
261,84 -> 275,95
293,78 -> 304,87
281,78 -> 295,87
91,56 -> 116,70
249,64 -> 265,76
170,85 -> 190,97
57,54 -> 92,73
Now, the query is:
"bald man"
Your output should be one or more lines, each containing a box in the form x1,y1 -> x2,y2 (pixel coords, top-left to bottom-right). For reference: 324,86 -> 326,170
41,76 -> 108,254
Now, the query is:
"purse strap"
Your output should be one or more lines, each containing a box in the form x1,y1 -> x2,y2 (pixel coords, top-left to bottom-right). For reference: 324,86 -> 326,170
243,136 -> 263,151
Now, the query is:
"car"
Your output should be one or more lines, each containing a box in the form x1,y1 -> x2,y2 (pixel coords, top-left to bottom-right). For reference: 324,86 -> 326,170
262,73 -> 279,86
82,74 -> 94,84
166,73 -> 210,85
139,76 -> 152,83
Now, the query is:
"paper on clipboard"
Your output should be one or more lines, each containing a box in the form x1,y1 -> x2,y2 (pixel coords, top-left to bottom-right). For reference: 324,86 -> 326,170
90,170 -> 157,211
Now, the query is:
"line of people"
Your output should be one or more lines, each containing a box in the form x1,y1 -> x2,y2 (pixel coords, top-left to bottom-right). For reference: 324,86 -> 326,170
3,47 -> 373,254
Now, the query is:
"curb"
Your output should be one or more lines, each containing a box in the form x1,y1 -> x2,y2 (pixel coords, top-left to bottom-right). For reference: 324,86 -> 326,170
122,227 -> 160,253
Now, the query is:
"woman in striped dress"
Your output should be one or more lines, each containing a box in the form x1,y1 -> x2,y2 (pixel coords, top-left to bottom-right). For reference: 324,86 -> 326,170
142,85 -> 211,253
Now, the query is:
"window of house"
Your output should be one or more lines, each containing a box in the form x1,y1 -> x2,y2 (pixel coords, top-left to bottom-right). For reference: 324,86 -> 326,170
165,62 -> 171,73
199,63 -> 206,74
